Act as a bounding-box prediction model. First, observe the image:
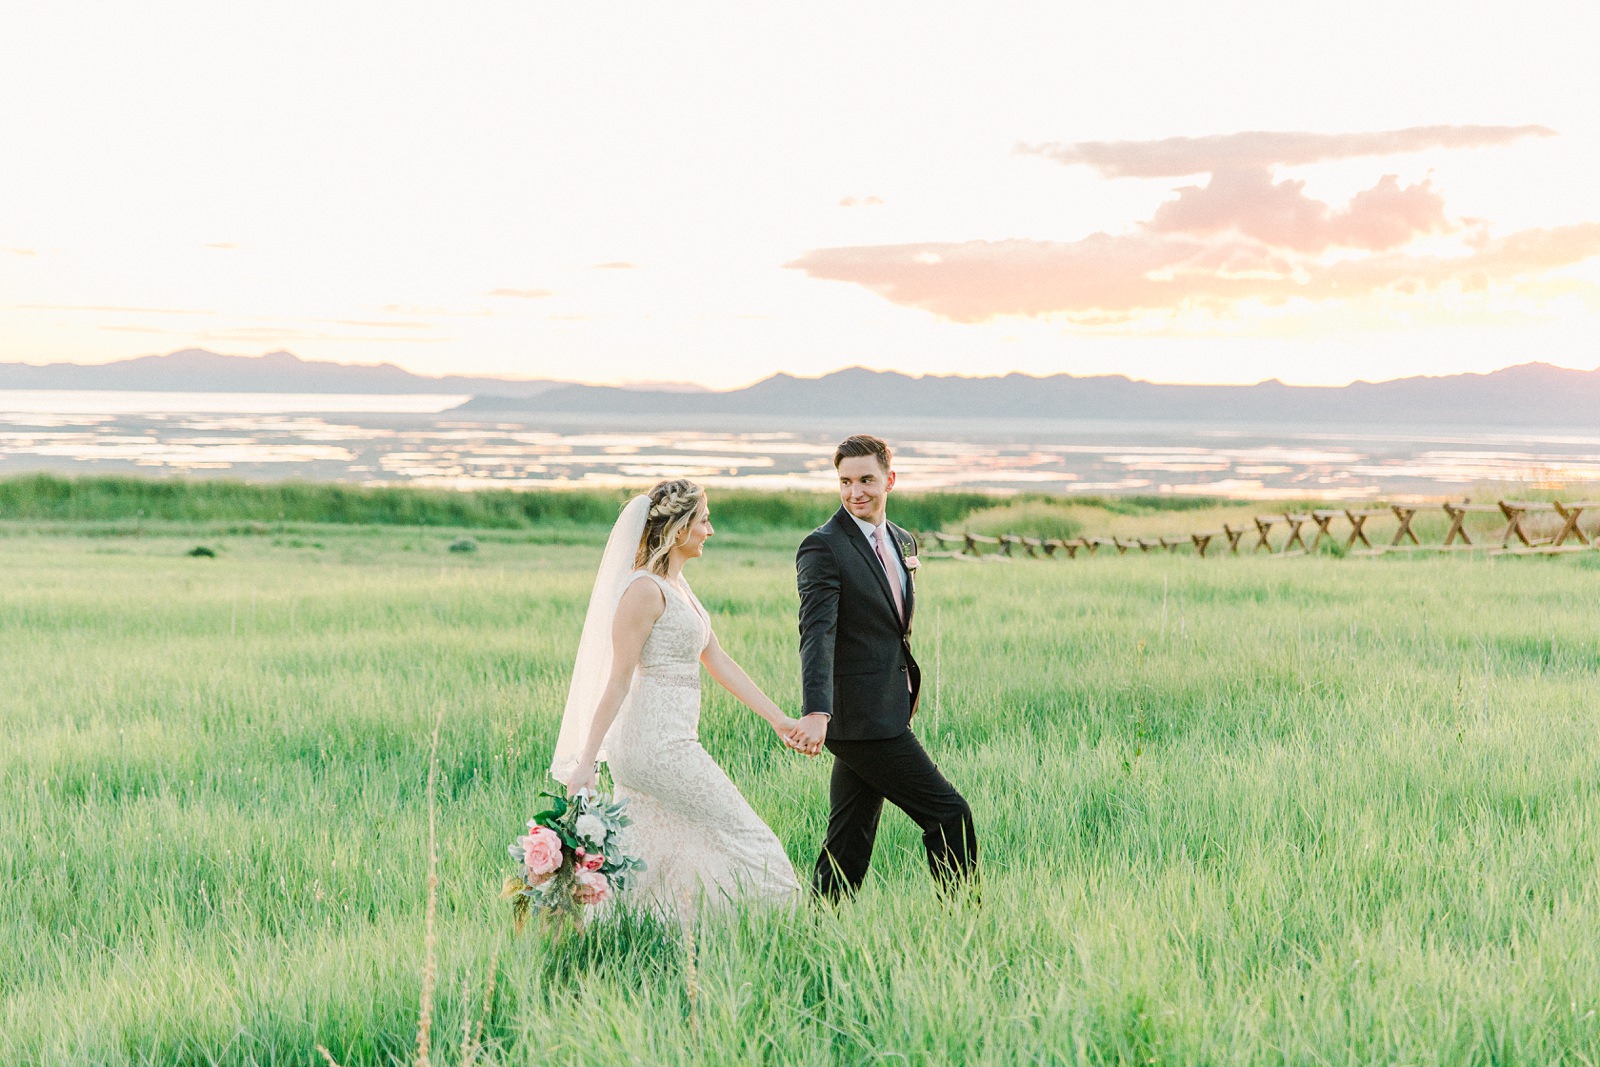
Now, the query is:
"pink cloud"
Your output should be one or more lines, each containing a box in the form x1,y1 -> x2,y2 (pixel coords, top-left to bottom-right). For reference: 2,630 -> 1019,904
789,234 -> 1245,321
1334,175 -> 1451,250
1018,124 -> 1555,178
1148,170 -> 1449,252
790,124 -> 1589,322
786,223 -> 1600,321
1303,223 -> 1600,301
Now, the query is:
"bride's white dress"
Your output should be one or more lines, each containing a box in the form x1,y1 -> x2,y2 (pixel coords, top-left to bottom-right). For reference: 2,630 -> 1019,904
604,571 -> 800,914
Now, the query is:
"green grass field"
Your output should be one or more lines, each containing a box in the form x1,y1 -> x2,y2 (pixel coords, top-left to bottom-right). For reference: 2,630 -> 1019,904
3,515 -> 1599,1065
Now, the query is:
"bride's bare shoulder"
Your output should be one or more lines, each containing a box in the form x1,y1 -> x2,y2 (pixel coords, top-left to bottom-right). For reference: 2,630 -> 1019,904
617,573 -> 667,618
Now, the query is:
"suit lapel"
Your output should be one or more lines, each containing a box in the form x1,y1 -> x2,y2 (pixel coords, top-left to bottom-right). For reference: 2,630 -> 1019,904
834,508 -> 902,628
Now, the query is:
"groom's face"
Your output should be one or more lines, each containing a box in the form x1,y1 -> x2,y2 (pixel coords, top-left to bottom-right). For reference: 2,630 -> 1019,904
837,455 -> 894,526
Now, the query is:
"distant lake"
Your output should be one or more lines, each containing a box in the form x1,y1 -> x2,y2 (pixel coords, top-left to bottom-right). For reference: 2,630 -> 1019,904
2,390 -> 1597,498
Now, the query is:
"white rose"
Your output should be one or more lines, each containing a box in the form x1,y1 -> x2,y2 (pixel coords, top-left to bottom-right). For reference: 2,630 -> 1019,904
575,813 -> 608,846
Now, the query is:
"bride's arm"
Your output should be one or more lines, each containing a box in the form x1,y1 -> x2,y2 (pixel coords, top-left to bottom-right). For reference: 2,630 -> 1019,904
701,630 -> 798,737
564,578 -> 663,793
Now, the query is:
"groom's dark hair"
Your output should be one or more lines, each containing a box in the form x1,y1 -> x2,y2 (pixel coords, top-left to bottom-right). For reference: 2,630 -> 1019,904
834,434 -> 892,472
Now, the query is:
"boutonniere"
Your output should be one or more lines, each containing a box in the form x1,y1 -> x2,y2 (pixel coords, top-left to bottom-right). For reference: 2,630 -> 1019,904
902,553 -> 920,572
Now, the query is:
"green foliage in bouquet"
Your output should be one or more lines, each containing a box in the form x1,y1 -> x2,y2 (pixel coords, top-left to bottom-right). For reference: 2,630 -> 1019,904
503,790 -> 646,934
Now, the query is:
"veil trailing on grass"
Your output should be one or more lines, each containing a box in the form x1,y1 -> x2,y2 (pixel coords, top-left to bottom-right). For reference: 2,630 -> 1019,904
549,494 -> 650,783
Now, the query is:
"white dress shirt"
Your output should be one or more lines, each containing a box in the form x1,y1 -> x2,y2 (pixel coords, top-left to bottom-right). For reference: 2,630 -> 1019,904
851,513 -> 907,600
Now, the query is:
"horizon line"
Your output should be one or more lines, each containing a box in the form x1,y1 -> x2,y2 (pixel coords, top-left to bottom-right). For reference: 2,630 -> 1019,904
2,347 -> 1598,393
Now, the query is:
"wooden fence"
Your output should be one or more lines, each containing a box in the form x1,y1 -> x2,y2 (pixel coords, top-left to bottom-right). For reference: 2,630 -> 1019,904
921,499 -> 1600,561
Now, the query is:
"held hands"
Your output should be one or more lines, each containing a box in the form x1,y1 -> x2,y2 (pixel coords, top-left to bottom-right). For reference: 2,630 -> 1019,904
771,714 -> 816,758
785,713 -> 828,757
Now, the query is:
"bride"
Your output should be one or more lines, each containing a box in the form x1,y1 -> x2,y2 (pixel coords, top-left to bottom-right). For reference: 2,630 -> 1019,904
551,479 -> 802,914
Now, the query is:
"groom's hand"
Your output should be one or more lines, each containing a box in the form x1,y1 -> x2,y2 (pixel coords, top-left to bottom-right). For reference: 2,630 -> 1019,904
789,713 -> 829,757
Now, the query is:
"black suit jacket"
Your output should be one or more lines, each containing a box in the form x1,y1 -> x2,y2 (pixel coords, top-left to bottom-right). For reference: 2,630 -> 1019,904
796,507 -> 921,741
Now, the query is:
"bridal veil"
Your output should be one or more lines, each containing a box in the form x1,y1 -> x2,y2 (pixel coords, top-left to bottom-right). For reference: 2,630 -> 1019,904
549,494 -> 650,782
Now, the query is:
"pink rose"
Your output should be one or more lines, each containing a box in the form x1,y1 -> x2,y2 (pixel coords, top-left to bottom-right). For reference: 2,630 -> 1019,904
575,848 -> 605,872
574,868 -> 611,906
903,555 -> 920,571
521,826 -> 564,877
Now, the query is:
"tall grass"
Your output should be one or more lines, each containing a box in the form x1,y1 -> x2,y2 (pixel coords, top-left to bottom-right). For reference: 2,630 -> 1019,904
0,474 -> 1004,534
2,521 -> 1598,1063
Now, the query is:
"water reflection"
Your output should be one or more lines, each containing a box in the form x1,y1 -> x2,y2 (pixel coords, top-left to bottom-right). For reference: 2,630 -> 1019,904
1,391 -> 1597,498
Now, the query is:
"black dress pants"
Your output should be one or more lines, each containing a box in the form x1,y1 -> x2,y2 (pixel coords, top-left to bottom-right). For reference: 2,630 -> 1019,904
812,729 -> 978,899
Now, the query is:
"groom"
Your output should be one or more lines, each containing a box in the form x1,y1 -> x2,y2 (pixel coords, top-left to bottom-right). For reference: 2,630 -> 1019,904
789,434 -> 978,900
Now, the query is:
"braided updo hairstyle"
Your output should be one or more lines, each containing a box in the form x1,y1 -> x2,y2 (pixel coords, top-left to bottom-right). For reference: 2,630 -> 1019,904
635,478 -> 707,575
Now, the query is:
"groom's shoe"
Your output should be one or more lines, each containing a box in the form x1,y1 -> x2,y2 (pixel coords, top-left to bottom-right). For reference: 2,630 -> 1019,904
810,853 -> 862,905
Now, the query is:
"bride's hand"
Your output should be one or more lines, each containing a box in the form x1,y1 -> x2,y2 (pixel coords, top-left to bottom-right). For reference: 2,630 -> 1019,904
565,763 -> 599,796
786,713 -> 827,757
770,715 -> 801,741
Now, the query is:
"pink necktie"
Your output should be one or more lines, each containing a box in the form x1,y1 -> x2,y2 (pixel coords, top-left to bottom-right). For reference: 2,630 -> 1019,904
874,526 -> 905,624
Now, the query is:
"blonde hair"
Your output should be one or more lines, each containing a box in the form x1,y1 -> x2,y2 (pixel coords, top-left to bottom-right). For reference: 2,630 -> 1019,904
635,479 -> 706,575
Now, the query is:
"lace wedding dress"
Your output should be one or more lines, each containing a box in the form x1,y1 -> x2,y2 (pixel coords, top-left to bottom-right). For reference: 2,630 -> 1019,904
603,570 -> 800,915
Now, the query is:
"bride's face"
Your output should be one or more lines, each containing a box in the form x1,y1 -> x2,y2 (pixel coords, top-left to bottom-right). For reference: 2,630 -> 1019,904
677,504 -> 714,558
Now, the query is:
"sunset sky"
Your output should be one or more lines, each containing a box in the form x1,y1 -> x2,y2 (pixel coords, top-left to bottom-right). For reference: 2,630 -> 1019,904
3,2 -> 1597,389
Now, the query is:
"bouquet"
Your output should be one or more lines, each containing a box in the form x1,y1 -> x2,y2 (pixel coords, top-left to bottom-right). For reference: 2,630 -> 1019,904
503,789 -> 645,932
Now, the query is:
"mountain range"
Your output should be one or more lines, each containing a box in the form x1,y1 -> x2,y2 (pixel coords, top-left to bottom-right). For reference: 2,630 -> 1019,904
0,348 -> 566,397
463,361 -> 1600,426
3,349 -> 1597,425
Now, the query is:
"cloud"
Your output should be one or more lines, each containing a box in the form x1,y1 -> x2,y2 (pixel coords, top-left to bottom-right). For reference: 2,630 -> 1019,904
1017,124 -> 1556,178
1147,171 -> 1450,252
790,124 -> 1593,324
787,223 -> 1600,322
486,287 -> 554,299
7,248 -> 37,256
792,233 -> 1188,320
1302,223 -> 1600,301
839,196 -> 886,208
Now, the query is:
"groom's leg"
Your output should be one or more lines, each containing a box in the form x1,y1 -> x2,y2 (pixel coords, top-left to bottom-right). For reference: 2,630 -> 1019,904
812,751 -> 884,900
833,731 -> 977,892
